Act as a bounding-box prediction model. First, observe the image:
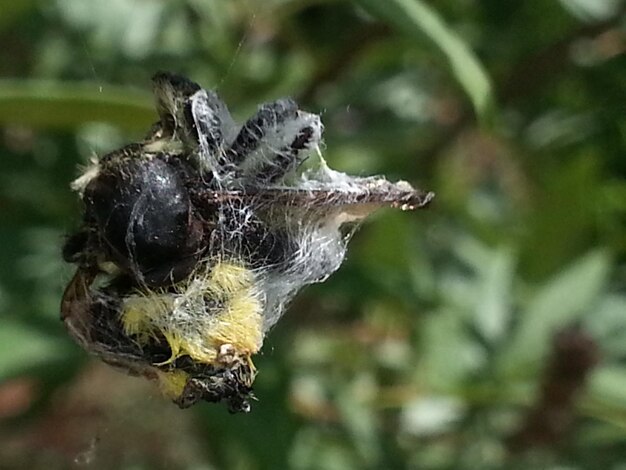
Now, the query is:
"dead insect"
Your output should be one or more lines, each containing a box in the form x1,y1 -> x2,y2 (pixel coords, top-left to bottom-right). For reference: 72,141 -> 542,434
62,72 -> 434,413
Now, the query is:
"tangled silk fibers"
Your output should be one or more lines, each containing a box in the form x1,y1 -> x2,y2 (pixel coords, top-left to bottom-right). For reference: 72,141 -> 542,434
61,72 -> 434,412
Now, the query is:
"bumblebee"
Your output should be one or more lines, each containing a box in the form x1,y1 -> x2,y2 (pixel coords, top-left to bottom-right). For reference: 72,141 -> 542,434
62,72 -> 433,412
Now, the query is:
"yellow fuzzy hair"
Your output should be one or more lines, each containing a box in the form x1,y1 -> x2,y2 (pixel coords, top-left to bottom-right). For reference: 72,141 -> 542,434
120,261 -> 263,366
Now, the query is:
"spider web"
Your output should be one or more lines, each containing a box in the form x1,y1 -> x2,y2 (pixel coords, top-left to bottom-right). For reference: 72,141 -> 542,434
64,73 -> 433,387
62,0 -> 433,417
144,74 -> 432,335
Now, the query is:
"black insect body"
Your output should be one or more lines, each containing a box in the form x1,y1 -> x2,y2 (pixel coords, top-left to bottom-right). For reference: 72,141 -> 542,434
62,72 -> 433,412
83,150 -> 203,286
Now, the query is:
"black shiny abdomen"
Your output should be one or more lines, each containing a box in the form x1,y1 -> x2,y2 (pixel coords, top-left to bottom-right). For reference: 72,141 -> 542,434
84,154 -> 200,285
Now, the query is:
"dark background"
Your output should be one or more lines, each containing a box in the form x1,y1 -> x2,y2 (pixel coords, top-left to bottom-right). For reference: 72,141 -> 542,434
0,0 -> 625,468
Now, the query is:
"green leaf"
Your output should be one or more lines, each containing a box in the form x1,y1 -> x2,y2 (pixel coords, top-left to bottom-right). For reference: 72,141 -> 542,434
0,321 -> 74,380
474,246 -> 516,343
443,239 -> 516,344
500,250 -> 610,375
354,0 -> 495,121
420,308 -> 486,389
0,79 -> 155,131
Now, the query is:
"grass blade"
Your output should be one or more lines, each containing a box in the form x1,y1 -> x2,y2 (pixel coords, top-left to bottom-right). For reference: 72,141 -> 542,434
355,0 -> 494,121
0,79 -> 155,131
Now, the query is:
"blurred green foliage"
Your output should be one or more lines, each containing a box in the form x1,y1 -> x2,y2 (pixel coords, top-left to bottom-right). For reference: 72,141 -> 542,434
0,0 -> 625,468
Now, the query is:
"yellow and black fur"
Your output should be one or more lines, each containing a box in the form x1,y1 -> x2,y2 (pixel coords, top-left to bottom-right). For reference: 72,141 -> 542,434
61,72 -> 433,412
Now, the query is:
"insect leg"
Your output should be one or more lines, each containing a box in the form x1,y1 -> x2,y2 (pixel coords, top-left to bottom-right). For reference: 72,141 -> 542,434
152,72 -> 240,174
190,89 -> 238,173
151,71 -> 201,139
252,123 -> 319,183
225,98 -> 298,167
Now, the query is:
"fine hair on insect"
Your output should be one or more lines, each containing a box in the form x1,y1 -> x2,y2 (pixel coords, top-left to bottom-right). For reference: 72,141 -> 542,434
62,72 -> 434,413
